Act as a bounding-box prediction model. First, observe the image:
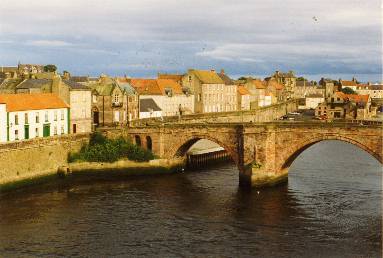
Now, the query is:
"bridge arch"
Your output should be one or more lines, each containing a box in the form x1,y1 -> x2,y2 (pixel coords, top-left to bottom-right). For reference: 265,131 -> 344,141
134,135 -> 141,146
280,135 -> 382,172
166,135 -> 239,167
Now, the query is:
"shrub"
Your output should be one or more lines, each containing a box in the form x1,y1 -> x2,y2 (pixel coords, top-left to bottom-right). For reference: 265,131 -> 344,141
68,133 -> 155,163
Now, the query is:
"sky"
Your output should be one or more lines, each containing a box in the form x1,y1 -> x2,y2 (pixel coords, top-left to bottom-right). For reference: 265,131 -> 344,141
0,0 -> 381,81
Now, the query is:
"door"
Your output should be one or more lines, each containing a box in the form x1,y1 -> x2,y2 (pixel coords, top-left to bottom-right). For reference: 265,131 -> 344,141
43,124 -> 50,137
73,124 -> 77,133
93,111 -> 99,125
24,125 -> 29,139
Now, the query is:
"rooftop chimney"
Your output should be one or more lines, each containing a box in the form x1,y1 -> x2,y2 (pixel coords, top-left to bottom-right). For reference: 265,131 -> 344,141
220,69 -> 225,74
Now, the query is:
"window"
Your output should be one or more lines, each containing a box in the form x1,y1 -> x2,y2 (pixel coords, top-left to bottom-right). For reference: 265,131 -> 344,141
15,130 -> 19,140
45,111 -> 48,122
35,128 -> 39,137
54,111 -> 57,121
198,94 -> 201,102
114,93 -> 119,103
337,98 -> 340,101
15,114 -> 18,125
60,125 -> 64,134
61,110 -> 64,120
24,113 -> 28,124
92,95 -> 97,103
36,113 -> 39,123
54,126 -> 57,135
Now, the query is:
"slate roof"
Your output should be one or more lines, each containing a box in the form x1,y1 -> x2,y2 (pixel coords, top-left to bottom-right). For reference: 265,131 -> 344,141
296,80 -> 313,87
63,80 -> 90,90
0,93 -> 69,112
190,70 -> 224,84
217,72 -> 234,85
0,78 -> 23,93
140,98 -> 162,112
16,79 -> 52,89
69,76 -> 89,83
88,83 -> 116,96
117,82 -> 137,95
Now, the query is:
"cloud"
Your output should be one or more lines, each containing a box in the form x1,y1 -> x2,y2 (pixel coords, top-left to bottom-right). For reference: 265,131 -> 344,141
0,0 -> 381,77
25,40 -> 74,47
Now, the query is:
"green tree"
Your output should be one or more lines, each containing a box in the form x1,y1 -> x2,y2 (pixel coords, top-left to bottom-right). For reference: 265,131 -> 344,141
341,87 -> 357,95
43,64 -> 57,72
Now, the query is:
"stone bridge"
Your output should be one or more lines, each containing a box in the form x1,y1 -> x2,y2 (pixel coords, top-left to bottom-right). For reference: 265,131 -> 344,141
108,121 -> 383,188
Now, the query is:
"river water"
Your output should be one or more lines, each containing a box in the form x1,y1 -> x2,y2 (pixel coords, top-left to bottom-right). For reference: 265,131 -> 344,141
0,140 -> 381,257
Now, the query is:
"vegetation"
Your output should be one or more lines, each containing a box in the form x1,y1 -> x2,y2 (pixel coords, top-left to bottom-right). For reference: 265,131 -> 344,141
341,87 -> 357,95
69,132 -> 155,163
43,64 -> 57,72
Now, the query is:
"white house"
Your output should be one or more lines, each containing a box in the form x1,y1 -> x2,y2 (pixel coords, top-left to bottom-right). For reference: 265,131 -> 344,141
131,79 -> 194,117
139,98 -> 162,119
0,93 -> 69,142
305,94 -> 325,109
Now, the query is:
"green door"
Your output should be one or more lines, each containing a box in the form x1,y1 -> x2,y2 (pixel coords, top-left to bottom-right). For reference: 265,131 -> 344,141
24,125 -> 29,139
43,124 -> 50,137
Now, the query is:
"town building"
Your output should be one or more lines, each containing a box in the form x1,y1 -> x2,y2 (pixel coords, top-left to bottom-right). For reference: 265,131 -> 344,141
264,77 -> 285,103
182,69 -> 235,113
243,79 -> 266,108
157,73 -> 184,86
217,70 -> 237,112
139,98 -> 162,119
355,84 -> 383,99
294,80 -> 324,98
237,85 -> 251,110
60,80 -> 92,133
0,93 -> 69,142
270,70 -> 296,97
88,75 -> 128,126
116,77 -> 140,123
339,78 -> 358,91
131,78 -> 194,116
315,92 -> 375,120
305,94 -> 324,109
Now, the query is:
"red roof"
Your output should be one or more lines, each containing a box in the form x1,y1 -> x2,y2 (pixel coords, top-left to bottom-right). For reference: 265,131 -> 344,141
340,80 -> 357,87
252,79 -> 266,89
130,79 -> 183,95
266,79 -> 284,90
238,85 -> 250,95
334,92 -> 369,103
0,93 -> 69,112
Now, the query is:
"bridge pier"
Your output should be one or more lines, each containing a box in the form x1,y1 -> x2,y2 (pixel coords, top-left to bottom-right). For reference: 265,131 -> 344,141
239,165 -> 288,188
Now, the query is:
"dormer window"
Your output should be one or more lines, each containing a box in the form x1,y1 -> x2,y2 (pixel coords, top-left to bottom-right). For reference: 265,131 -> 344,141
165,88 -> 173,97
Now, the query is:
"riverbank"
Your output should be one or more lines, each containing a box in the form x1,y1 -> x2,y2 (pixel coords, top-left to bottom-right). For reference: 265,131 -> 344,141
0,158 -> 185,193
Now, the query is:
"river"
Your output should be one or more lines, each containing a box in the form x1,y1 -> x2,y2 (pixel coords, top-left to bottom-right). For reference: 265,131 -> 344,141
0,140 -> 381,257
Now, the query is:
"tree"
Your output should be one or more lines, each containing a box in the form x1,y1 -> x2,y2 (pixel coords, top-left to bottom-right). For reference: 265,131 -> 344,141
238,76 -> 248,81
43,64 -> 57,72
341,87 -> 356,95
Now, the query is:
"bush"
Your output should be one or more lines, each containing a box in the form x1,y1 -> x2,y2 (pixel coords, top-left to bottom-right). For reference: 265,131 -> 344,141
69,133 -> 155,163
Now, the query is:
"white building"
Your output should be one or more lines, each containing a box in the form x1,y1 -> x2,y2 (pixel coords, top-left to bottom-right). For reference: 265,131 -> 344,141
139,98 -> 162,119
0,93 -> 69,142
237,85 -> 251,110
305,94 -> 325,109
131,79 -> 194,117
356,84 -> 383,99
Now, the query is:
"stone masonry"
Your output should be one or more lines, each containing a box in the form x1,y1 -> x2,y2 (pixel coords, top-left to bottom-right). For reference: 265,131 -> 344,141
120,122 -> 382,188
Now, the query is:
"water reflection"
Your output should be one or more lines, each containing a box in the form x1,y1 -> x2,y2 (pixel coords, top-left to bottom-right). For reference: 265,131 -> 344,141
0,140 -> 381,257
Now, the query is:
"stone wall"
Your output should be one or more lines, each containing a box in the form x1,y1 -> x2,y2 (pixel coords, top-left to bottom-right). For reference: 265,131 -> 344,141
0,133 -> 89,186
131,99 -> 298,126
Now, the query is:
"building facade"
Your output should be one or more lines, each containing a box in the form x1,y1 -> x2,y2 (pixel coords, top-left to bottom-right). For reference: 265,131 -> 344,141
0,93 -> 69,142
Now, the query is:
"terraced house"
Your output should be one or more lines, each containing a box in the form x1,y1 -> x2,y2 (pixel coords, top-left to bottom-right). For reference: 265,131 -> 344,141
131,78 -> 193,116
0,93 -> 69,142
88,75 -> 127,126
182,69 -> 230,113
